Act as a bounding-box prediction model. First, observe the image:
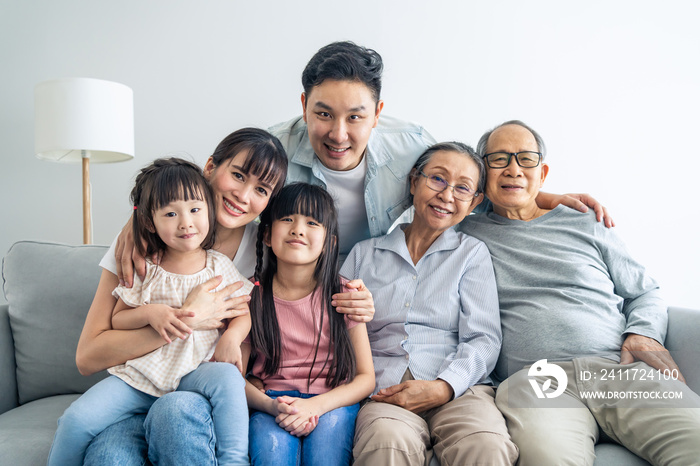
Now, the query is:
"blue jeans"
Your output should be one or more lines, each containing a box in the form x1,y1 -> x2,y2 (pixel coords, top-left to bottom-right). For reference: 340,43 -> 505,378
248,390 -> 359,466
84,392 -> 215,466
50,362 -> 249,465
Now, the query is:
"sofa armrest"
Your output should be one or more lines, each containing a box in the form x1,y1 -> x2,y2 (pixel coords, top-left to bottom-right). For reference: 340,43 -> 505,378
665,306 -> 700,393
0,304 -> 18,415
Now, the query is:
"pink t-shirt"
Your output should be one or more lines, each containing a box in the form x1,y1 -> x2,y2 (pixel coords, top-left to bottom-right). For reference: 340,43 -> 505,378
249,281 -> 358,395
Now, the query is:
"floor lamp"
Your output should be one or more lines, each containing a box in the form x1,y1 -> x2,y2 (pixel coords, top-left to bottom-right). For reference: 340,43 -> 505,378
34,78 -> 135,244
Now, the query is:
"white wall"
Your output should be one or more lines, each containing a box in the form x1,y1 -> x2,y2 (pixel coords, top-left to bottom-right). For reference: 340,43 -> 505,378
1,0 -> 698,309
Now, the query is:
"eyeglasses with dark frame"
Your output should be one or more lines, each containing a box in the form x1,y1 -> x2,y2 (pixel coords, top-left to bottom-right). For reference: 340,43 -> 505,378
417,171 -> 478,201
483,151 -> 542,169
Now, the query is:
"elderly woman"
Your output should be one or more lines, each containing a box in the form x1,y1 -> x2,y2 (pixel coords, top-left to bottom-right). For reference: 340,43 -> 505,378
460,120 -> 700,466
341,142 -> 518,466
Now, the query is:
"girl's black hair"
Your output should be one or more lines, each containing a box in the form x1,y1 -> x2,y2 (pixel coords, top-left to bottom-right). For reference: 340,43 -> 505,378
209,127 -> 289,198
250,183 -> 356,390
131,157 -> 216,257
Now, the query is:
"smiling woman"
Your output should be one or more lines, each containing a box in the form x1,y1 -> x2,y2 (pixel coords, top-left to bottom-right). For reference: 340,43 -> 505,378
75,127 -> 379,465
48,157 -> 255,465
72,129 -> 291,465
341,142 -> 518,465
405,145 -> 484,261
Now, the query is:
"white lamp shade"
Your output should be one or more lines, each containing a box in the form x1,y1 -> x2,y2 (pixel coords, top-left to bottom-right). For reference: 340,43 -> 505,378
34,77 -> 135,163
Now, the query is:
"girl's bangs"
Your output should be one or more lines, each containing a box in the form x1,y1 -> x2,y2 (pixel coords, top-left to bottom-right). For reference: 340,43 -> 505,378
152,169 -> 207,210
239,146 -> 286,193
271,185 -> 331,226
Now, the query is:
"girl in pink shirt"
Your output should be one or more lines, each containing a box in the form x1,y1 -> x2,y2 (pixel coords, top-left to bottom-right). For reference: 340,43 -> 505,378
243,183 -> 375,466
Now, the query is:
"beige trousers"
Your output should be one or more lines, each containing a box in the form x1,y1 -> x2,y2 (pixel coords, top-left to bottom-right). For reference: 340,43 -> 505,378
353,381 -> 518,466
496,357 -> 700,466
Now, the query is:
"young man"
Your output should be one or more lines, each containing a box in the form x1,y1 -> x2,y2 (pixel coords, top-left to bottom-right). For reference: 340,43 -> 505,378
270,41 -> 435,259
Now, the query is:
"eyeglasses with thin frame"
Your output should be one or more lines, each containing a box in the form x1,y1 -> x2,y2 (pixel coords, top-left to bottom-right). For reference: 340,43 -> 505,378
483,151 -> 542,169
418,171 -> 478,201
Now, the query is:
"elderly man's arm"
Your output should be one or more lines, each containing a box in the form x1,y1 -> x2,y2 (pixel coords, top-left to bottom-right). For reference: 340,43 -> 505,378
618,279 -> 685,383
597,224 -> 686,381
620,333 -> 686,383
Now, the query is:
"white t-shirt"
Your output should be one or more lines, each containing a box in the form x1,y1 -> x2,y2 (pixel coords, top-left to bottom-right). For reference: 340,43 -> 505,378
318,157 -> 371,257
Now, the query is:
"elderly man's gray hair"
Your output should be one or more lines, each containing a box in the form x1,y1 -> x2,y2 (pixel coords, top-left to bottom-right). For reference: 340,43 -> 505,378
477,120 -> 547,160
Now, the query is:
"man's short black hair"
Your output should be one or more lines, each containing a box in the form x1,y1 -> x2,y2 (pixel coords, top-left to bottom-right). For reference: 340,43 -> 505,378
302,41 -> 383,102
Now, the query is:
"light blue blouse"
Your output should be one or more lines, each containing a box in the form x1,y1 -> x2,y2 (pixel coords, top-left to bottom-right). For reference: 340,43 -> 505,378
340,225 -> 502,398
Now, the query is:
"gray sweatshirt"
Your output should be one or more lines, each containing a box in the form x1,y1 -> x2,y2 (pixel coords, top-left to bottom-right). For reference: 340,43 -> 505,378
461,205 -> 666,382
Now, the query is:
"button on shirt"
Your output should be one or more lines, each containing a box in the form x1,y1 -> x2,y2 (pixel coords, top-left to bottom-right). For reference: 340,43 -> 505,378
340,225 -> 502,398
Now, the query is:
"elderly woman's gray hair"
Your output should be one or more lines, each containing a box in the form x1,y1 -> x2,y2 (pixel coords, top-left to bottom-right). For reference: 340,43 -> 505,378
409,141 -> 485,205
476,120 -> 547,160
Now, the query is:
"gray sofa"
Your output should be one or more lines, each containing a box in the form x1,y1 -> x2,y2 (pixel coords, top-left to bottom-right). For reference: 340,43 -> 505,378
1,240 -> 699,465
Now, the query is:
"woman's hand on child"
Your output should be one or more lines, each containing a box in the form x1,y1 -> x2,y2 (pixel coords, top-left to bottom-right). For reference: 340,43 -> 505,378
273,396 -> 321,437
146,307 -> 194,343
180,277 -> 251,331
332,279 -> 375,323
115,218 -> 148,288
212,334 -> 244,373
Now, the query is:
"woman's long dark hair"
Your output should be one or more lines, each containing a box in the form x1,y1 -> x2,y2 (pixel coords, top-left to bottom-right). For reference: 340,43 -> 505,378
250,183 -> 356,390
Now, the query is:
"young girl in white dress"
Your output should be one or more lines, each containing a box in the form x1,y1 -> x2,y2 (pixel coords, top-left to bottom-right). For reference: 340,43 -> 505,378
49,157 -> 253,465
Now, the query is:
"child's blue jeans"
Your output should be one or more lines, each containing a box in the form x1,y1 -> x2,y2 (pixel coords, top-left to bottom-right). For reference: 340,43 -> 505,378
248,390 -> 359,466
47,361 -> 249,465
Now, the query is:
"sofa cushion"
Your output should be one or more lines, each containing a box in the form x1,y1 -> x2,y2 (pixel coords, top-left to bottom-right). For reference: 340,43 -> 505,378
0,304 -> 18,414
593,442 -> 650,465
2,241 -> 108,404
666,306 -> 700,393
0,394 -> 80,465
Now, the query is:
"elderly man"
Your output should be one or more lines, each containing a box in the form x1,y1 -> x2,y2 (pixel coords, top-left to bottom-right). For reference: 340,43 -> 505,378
460,120 -> 700,466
